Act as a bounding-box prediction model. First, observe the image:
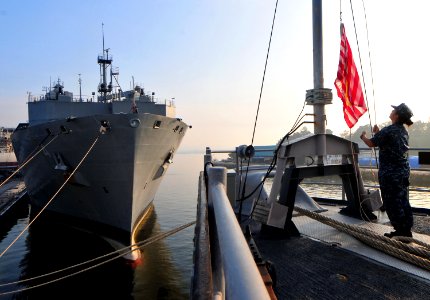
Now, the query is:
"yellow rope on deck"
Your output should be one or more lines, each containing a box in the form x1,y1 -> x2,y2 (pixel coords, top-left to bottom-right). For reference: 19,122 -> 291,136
294,206 -> 430,272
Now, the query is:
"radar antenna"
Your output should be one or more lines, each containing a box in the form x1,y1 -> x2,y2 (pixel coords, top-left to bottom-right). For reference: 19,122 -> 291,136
97,23 -> 113,101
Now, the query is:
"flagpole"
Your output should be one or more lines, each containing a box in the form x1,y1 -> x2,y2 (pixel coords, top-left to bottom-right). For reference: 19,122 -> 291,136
310,0 -> 332,164
312,0 -> 324,102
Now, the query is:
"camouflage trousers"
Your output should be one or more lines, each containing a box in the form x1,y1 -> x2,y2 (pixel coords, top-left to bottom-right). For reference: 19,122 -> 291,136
379,173 -> 413,232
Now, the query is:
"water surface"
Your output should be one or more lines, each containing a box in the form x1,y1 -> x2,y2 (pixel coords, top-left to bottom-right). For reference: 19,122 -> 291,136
0,153 -> 202,299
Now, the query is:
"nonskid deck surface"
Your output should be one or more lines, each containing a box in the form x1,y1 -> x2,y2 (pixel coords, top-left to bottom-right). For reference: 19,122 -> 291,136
295,205 -> 430,280
246,204 -> 430,299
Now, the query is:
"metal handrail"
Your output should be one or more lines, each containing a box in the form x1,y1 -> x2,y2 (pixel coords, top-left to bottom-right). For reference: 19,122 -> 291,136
206,166 -> 270,300
207,146 -> 430,172
206,146 -> 430,205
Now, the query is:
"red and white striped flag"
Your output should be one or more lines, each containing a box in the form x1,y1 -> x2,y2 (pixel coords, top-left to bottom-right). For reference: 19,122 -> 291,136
334,24 -> 367,128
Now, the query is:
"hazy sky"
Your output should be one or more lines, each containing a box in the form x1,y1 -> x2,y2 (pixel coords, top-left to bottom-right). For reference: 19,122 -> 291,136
1,1 -> 429,151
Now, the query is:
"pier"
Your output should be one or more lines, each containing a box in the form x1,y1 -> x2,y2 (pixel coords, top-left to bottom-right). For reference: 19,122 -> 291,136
0,179 -> 26,216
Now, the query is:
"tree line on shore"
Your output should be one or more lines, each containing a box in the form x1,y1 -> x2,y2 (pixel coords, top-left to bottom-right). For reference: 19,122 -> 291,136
288,121 -> 430,150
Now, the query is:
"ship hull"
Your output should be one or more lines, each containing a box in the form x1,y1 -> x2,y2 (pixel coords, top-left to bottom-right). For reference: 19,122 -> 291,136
12,113 -> 187,252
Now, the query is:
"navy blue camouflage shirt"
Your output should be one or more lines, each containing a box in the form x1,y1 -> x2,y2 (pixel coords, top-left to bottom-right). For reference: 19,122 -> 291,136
370,123 -> 410,177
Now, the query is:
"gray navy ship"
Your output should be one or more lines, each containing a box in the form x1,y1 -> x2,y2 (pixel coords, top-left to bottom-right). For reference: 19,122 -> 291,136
11,44 -> 188,260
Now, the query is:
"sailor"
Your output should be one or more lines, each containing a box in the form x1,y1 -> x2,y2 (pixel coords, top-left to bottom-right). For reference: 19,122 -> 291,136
360,103 -> 414,238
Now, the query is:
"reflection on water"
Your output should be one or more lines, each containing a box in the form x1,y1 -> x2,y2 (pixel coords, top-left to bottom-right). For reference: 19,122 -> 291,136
0,201 -> 30,297
0,153 -> 203,299
132,207 -> 188,299
0,204 -> 187,299
298,168 -> 430,209
18,211 -> 135,299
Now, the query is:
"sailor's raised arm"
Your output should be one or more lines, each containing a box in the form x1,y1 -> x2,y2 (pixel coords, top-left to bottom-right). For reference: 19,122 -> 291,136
360,131 -> 376,148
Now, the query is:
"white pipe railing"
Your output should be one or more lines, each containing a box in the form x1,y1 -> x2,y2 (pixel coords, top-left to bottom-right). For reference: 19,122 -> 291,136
206,166 -> 270,300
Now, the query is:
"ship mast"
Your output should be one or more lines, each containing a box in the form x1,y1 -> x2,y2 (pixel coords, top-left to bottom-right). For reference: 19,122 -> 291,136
78,73 -> 82,102
306,0 -> 333,163
312,0 -> 326,134
267,0 -> 371,234
98,23 -> 113,101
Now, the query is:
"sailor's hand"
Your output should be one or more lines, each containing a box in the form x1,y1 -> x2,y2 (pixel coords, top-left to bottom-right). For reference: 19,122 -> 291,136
360,131 -> 366,140
372,125 -> 379,133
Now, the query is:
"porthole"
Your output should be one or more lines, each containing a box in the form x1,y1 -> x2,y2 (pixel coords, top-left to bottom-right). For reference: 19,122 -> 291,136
130,118 -> 141,128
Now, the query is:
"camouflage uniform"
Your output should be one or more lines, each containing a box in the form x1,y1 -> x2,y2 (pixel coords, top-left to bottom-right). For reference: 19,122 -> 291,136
370,123 -> 413,232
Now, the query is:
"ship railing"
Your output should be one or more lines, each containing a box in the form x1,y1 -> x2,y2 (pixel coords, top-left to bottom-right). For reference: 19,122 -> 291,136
192,162 -> 270,299
204,146 -> 430,204
71,96 -> 92,102
27,93 -> 177,107
205,146 -> 430,171
358,147 -> 430,166
29,94 -> 92,102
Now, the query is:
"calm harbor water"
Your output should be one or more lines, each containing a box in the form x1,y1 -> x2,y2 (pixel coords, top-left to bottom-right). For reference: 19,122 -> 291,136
300,168 -> 430,209
0,152 -> 203,299
0,152 -> 429,299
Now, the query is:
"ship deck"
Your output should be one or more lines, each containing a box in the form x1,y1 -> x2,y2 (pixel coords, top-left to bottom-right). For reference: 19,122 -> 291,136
244,204 -> 430,299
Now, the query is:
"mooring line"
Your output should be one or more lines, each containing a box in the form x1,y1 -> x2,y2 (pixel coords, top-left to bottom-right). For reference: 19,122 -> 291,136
0,221 -> 196,296
0,135 -> 99,259
294,206 -> 430,272
0,134 -> 60,190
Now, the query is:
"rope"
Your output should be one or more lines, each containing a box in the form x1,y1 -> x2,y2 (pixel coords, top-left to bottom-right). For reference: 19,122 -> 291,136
295,206 -> 430,254
0,221 -> 196,296
250,0 -> 279,146
360,0 -> 377,126
359,0 -> 380,171
341,1 -> 380,221
0,135 -> 99,258
347,0 -> 379,172
0,134 -> 60,189
294,206 -> 430,271
346,130 -> 380,226
348,0 -> 372,133
237,101 -> 308,207
238,0 -> 279,221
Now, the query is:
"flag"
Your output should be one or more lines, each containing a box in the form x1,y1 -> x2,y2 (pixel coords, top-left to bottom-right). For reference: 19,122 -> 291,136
334,23 -> 367,128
